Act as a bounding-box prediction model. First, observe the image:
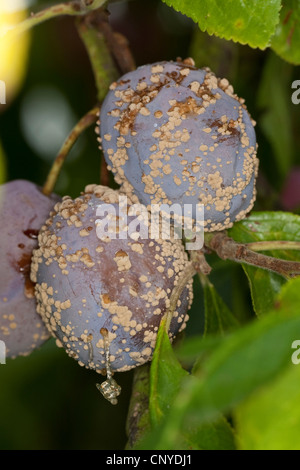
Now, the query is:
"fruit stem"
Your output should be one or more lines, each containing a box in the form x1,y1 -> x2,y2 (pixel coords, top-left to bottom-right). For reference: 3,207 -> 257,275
77,9 -> 136,78
76,9 -> 135,184
245,240 -> 300,252
204,231 -> 300,279
42,106 -> 99,196
76,10 -> 120,103
165,262 -> 196,332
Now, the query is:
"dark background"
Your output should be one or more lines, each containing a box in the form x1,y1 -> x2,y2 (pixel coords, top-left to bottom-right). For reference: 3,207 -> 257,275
0,0 -> 299,449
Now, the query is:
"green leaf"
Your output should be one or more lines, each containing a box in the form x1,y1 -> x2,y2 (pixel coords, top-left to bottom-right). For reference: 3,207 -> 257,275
271,0 -> 300,65
172,415 -> 236,450
175,334 -> 224,366
228,211 -> 300,315
241,266 -> 285,317
201,276 -> 240,335
141,277 -> 300,449
149,318 -> 188,427
235,365 -> 300,450
147,318 -> 236,450
162,0 -> 282,49
256,53 -> 293,181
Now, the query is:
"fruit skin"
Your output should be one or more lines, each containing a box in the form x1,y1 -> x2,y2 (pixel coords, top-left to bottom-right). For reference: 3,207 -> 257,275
100,59 -> 259,232
31,184 -> 193,373
0,180 -> 60,358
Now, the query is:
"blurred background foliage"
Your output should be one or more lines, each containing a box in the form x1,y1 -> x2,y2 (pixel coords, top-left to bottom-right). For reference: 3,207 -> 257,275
0,0 -> 299,450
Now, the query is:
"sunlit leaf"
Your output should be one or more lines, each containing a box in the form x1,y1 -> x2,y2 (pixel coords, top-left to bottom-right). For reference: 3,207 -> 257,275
163,0 -> 281,49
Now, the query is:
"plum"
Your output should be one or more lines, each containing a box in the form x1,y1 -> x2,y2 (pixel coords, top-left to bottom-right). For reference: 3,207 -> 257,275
99,59 -> 259,231
0,180 -> 60,358
31,184 -> 193,373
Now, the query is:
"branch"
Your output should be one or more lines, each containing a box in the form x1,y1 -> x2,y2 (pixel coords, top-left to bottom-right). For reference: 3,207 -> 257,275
205,231 -> 300,280
125,364 -> 151,449
1,0 -> 107,39
42,106 -> 99,196
189,249 -> 212,276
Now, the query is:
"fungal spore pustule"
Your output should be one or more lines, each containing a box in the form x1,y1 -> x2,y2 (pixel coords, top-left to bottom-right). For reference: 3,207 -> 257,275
31,184 -> 193,374
99,58 -> 259,231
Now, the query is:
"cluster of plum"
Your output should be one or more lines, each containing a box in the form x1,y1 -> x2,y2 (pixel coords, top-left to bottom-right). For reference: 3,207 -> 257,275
0,60 -> 258,401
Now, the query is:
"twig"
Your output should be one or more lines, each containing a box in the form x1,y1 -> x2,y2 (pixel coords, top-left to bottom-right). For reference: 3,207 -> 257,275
1,0 -> 107,39
125,364 -> 151,449
245,240 -> 300,252
42,106 -> 99,195
205,231 -> 300,279
189,249 -> 212,276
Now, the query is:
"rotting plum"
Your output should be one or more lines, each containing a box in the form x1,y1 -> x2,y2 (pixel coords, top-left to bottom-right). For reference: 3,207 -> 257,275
99,59 -> 259,232
30,184 -> 193,373
0,180 -> 60,358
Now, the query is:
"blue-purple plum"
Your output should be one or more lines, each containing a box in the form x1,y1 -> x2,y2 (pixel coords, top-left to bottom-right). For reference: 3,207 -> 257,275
31,184 -> 193,373
99,59 -> 259,231
0,180 -> 60,358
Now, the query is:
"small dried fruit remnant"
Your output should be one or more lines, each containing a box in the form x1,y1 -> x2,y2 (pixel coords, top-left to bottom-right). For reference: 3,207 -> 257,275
99,59 -> 259,231
31,184 -> 193,373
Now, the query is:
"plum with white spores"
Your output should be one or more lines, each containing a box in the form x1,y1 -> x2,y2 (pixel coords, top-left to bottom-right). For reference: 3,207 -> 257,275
99,59 -> 259,231
0,180 -> 59,358
30,184 -> 193,402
